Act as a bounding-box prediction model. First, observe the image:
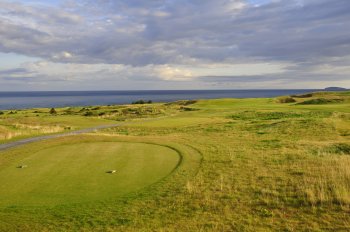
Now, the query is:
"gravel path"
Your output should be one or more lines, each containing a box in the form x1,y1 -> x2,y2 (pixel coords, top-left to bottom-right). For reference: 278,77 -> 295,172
0,124 -> 121,151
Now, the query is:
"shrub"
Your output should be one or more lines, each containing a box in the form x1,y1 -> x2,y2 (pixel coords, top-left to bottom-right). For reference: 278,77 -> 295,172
291,93 -> 313,98
84,111 -> 94,116
276,97 -> 296,103
132,100 -> 145,104
180,107 -> 198,111
166,100 -> 197,106
132,100 -> 152,104
49,108 -> 57,114
0,111 -> 3,115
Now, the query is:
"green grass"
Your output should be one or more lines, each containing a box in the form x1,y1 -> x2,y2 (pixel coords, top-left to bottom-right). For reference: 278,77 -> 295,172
297,98 -> 344,105
1,91 -> 350,231
0,142 -> 180,207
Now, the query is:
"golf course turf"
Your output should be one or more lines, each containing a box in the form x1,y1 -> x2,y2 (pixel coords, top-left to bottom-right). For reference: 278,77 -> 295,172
0,135 -> 202,231
0,142 -> 181,206
1,91 -> 350,231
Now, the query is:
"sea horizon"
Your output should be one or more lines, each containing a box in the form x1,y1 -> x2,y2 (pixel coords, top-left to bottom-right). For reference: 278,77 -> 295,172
0,89 -> 326,110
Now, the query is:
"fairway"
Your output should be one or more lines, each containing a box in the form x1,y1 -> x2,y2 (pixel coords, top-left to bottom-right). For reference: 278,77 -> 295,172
0,142 -> 180,207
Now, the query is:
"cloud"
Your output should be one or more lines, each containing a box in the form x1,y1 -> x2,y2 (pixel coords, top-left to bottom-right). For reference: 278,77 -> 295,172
0,0 -> 349,89
2,0 -> 349,65
52,51 -> 73,60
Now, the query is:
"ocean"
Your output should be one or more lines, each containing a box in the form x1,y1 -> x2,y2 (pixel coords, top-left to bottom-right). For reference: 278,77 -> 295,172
0,89 -> 321,110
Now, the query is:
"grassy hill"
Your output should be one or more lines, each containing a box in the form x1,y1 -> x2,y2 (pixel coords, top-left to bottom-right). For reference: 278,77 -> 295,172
0,91 -> 350,231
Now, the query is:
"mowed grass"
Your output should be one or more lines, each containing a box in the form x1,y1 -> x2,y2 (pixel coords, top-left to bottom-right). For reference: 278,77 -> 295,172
0,142 -> 180,206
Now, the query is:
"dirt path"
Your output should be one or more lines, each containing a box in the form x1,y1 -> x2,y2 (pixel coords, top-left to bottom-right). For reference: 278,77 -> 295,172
0,124 -> 122,151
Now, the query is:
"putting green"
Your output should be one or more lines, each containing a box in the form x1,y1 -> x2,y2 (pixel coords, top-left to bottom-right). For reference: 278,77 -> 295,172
0,142 -> 180,207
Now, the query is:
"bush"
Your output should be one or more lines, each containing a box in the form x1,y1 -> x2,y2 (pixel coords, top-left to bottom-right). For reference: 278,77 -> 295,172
0,111 -> 3,115
132,100 -> 152,104
180,107 -> 198,111
277,97 -> 296,103
84,111 -> 94,116
49,108 -> 57,114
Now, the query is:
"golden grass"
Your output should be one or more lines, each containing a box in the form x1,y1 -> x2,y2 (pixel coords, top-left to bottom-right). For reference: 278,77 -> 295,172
0,123 -> 64,141
301,155 -> 350,207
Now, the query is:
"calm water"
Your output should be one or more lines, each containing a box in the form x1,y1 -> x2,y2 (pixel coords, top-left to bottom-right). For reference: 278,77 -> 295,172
0,89 -> 320,110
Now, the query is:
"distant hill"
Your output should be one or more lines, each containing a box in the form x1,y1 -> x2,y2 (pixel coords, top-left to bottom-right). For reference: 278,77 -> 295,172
325,87 -> 348,91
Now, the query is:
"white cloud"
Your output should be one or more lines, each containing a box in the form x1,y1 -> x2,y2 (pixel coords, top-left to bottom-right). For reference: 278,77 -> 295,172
52,51 -> 73,60
155,65 -> 194,81
0,0 -> 349,89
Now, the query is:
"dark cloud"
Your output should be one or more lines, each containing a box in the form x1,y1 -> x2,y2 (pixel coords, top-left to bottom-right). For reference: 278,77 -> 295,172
0,68 -> 29,75
0,0 -> 349,89
199,73 -> 350,84
1,0 -> 348,65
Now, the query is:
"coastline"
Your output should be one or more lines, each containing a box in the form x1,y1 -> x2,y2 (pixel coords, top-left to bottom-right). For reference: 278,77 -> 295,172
0,89 -> 323,110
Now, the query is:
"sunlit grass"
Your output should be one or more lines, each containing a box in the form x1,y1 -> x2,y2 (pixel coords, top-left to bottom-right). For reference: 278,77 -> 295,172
1,91 -> 350,231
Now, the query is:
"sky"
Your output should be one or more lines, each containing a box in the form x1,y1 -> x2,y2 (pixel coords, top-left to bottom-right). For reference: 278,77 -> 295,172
0,0 -> 349,90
